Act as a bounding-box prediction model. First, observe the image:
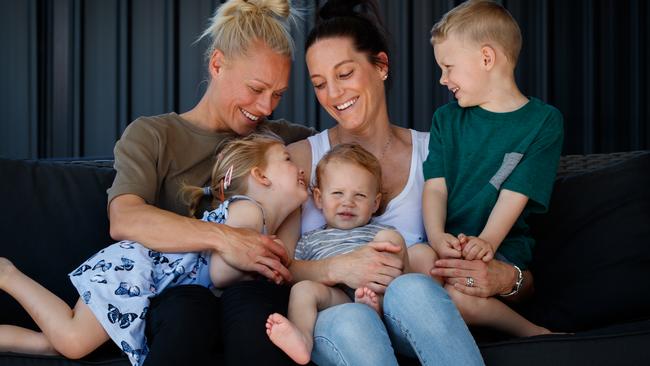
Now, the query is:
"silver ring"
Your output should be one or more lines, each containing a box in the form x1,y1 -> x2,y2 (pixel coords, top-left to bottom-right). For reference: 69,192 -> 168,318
465,277 -> 475,287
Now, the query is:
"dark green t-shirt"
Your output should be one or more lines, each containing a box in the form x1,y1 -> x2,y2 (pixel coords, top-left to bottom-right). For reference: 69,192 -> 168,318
423,98 -> 564,268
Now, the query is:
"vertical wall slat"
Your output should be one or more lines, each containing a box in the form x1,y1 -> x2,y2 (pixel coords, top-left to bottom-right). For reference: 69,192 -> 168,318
72,0 -> 82,156
117,0 -> 130,135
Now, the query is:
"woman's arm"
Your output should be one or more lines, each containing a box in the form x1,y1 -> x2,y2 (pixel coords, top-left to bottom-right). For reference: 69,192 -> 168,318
109,194 -> 291,283
290,241 -> 404,294
431,258 -> 533,302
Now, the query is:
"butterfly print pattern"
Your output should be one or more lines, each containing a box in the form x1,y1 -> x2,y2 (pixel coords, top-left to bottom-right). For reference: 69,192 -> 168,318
66,197 -> 252,366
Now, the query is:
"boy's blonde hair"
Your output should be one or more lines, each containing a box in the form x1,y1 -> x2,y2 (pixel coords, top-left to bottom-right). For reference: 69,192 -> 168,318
183,131 -> 284,217
430,0 -> 522,66
315,143 -> 382,194
199,0 -> 295,63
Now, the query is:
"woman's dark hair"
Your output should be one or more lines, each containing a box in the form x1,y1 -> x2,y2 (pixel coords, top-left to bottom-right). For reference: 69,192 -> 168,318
306,0 -> 390,71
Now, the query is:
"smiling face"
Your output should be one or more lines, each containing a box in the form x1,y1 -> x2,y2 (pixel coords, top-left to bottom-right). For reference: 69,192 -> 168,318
306,37 -> 388,132
433,34 -> 488,108
313,160 -> 381,230
262,144 -> 308,205
210,40 -> 291,135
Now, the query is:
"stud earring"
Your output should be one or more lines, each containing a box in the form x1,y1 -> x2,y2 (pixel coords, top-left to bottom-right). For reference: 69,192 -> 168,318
382,73 -> 388,81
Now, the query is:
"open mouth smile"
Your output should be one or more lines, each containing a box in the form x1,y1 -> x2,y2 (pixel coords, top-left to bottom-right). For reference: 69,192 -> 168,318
240,108 -> 260,121
335,97 -> 358,111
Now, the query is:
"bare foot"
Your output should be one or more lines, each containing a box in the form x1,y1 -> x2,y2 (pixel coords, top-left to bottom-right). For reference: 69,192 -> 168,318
354,287 -> 381,315
265,313 -> 311,365
0,258 -> 17,288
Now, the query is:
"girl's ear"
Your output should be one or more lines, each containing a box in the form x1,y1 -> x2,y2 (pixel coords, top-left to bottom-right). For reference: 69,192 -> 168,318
312,187 -> 323,209
209,49 -> 226,80
480,45 -> 496,70
250,167 -> 271,186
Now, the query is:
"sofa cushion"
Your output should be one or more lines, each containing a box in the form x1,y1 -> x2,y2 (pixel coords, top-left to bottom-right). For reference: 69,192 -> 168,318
526,152 -> 650,331
0,159 -> 116,330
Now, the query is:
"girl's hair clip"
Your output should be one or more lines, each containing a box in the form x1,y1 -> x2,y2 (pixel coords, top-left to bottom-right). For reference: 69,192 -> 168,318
223,165 -> 234,190
202,186 -> 212,196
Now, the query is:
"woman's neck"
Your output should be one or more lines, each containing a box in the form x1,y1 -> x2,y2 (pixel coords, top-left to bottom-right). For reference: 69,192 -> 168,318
330,122 -> 395,161
180,89 -> 229,132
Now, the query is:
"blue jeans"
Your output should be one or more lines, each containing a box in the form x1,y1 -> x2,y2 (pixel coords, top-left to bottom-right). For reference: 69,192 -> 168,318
311,274 -> 484,366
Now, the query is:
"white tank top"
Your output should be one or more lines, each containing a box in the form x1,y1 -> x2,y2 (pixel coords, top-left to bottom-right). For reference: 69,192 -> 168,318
300,129 -> 430,246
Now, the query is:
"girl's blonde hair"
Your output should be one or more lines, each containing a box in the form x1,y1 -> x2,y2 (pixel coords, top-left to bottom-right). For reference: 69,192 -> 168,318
430,0 -> 522,66
183,130 -> 284,217
199,0 -> 295,63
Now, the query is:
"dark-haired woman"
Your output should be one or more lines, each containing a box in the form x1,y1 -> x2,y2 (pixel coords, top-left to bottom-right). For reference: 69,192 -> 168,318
284,1 -> 485,364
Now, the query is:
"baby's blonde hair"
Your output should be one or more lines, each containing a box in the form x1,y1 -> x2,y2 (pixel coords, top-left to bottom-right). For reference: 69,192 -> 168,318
199,0 -> 295,63
430,0 -> 522,66
315,143 -> 383,194
183,130 -> 284,217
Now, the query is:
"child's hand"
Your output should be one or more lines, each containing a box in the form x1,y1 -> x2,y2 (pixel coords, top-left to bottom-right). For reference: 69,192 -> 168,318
430,233 -> 462,259
459,234 -> 494,262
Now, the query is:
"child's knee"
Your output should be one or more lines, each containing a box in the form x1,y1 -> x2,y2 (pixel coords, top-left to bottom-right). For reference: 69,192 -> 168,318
291,280 -> 324,298
445,285 -> 486,324
407,244 -> 439,277
52,331 -> 94,359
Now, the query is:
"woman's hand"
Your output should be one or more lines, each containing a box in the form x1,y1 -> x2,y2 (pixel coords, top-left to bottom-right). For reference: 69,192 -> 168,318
332,241 -> 404,294
430,257 -> 517,298
218,226 -> 292,285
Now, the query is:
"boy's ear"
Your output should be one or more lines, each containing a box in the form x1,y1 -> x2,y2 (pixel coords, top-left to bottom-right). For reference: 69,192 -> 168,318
250,167 -> 271,186
480,45 -> 496,70
209,49 -> 226,79
372,192 -> 382,214
312,187 -> 323,209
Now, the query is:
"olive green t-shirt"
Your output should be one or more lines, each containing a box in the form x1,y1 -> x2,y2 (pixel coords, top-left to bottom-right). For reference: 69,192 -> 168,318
107,113 -> 315,216
423,98 -> 564,268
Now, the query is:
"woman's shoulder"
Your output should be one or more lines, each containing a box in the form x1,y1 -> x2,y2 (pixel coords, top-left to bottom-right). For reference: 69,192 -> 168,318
128,113 -> 179,129
393,126 -> 429,153
264,119 -> 317,144
287,138 -> 313,172
122,113 -> 186,139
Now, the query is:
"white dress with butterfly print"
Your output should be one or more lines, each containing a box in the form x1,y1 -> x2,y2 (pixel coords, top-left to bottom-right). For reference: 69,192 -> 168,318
68,195 -> 259,366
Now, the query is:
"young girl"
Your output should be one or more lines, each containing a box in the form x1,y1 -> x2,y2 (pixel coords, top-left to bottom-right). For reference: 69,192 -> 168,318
0,132 -> 308,366
265,143 -> 408,365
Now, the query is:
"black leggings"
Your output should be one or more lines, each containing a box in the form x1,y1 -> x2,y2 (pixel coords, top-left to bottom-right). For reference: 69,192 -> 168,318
142,281 -> 293,366
220,279 -> 293,365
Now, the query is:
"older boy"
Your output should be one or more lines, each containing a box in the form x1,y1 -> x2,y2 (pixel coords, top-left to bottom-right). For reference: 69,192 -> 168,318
414,0 -> 563,337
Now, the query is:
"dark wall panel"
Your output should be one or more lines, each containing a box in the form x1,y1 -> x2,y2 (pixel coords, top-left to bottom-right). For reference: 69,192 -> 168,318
0,0 -> 37,158
0,0 -> 648,159
83,0 -> 119,156
130,0 -> 167,119
178,0 -> 214,113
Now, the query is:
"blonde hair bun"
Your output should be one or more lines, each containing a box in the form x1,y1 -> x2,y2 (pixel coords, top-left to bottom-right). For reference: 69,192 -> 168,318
200,0 -> 295,62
